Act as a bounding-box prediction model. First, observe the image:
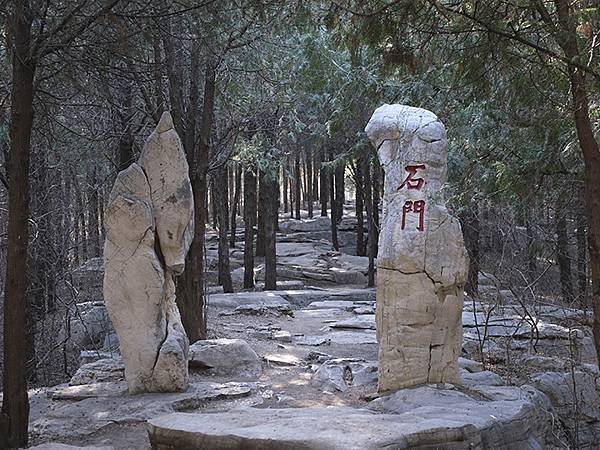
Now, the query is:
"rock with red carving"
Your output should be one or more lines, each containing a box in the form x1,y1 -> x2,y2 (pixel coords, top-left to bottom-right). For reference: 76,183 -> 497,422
365,104 -> 468,392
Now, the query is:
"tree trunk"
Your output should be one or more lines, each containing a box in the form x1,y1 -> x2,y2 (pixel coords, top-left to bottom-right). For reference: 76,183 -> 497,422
216,166 -> 233,293
230,164 -> 241,248
294,152 -> 301,220
334,161 -> 345,225
71,172 -> 88,262
289,177 -> 294,218
355,156 -> 366,256
256,171 -> 266,257
555,0 -> 600,367
320,149 -> 328,217
313,150 -> 320,202
576,215 -> 588,308
363,156 -> 375,287
175,61 -> 216,343
117,86 -> 134,172
306,152 -> 313,219
556,207 -> 573,303
0,2 -> 35,446
329,161 -> 339,251
264,170 -> 278,290
243,168 -> 257,289
282,165 -> 288,213
459,206 -> 480,298
210,178 -> 218,230
526,220 -> 537,282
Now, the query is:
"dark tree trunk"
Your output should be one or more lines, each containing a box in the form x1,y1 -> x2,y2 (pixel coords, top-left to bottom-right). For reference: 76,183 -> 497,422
230,164 -> 242,248
526,220 -> 537,282
306,153 -> 313,219
282,165 -> 288,213
556,207 -> 573,302
555,0 -> 600,366
294,152 -> 301,220
71,172 -> 88,262
313,151 -> 320,202
117,86 -> 135,172
184,37 -> 199,163
302,157 -> 308,209
329,162 -> 339,251
243,168 -> 257,289
210,178 -> 218,230
0,2 -> 35,446
334,161 -> 345,225
153,34 -> 165,118
161,17 -> 185,137
459,206 -> 480,298
176,61 -> 216,343
264,170 -> 278,290
289,177 -> 294,218
355,156 -> 366,256
363,156 -> 375,287
320,149 -> 328,217
256,172 -> 266,257
216,166 -> 233,293
87,168 -> 100,258
576,214 -> 588,308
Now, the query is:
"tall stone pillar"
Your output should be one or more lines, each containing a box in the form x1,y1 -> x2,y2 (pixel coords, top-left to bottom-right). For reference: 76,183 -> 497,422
104,112 -> 194,394
365,104 -> 468,392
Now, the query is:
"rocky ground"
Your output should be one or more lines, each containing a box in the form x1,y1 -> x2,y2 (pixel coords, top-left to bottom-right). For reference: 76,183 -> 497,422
21,210 -> 600,449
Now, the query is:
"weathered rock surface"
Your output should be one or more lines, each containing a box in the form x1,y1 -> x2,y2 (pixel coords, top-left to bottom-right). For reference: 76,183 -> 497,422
30,381 -> 257,443
329,315 -> 376,330
188,339 -> 262,378
313,358 -> 378,391
529,368 -> 600,447
28,444 -> 113,450
137,111 -> 194,273
366,104 -> 468,392
60,302 -> 114,351
104,112 -> 193,394
208,292 -> 290,310
148,381 -> 549,450
69,357 -> 124,386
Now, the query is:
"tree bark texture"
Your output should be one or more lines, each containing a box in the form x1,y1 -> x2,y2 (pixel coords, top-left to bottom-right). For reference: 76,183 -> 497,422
1,1 -> 35,446
243,168 -> 257,289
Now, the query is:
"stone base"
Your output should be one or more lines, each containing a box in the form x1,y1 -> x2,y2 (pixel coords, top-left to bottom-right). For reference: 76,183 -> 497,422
376,268 -> 463,391
147,384 -> 548,450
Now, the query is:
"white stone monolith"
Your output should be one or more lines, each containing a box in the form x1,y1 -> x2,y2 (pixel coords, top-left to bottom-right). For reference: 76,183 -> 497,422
365,104 -> 468,392
104,112 -> 193,394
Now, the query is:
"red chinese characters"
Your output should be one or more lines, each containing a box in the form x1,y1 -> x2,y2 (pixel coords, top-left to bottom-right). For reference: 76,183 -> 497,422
402,200 -> 425,231
399,164 -> 426,232
398,164 -> 426,190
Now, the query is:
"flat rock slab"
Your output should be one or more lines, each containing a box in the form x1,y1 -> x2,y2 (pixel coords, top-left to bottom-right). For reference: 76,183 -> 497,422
208,292 -> 290,309
30,381 -> 257,442
328,315 -> 376,330
280,288 -> 376,308
49,381 -> 128,400
29,444 -> 113,450
70,358 -> 124,386
147,383 -> 548,450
